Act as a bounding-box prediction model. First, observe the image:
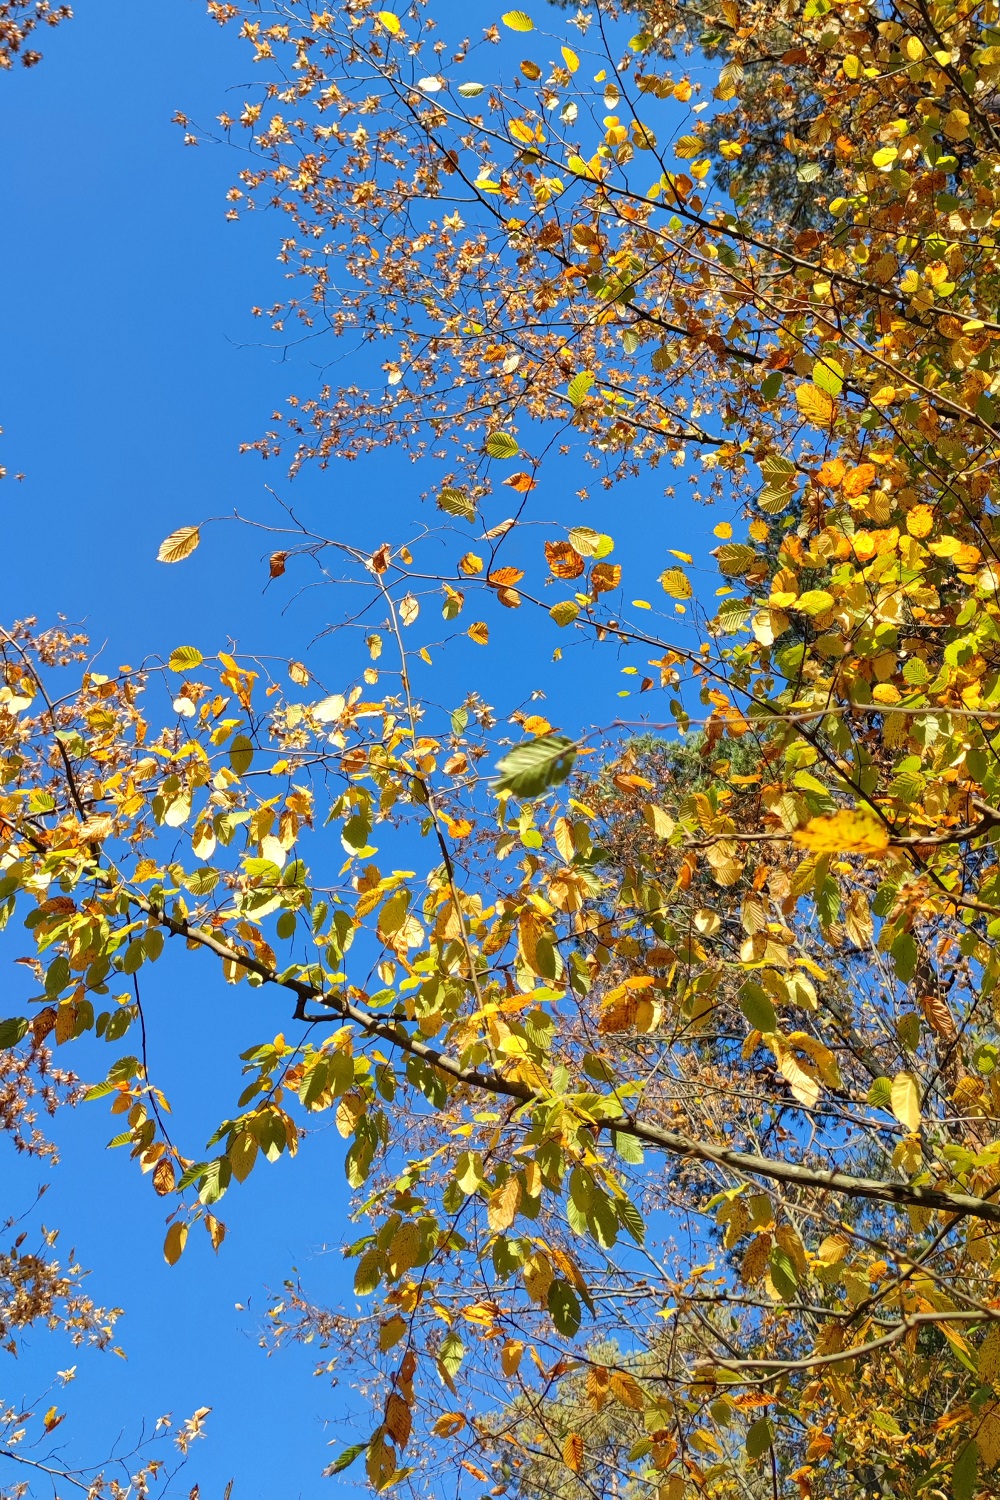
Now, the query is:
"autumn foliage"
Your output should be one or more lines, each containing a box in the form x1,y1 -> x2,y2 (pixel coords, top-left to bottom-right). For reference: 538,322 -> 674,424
11,0 -> 1000,1495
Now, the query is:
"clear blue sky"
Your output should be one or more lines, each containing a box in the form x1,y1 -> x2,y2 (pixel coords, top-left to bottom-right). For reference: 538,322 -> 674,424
0,3 -> 713,1493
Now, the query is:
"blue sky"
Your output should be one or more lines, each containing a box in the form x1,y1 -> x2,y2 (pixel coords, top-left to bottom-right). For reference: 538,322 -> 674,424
0,3 -> 716,1493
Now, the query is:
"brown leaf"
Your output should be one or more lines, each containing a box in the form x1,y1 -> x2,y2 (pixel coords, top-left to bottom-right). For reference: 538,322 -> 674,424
545,540 -> 585,579
269,551 -> 288,578
153,1157 -> 176,1196
385,1392 -> 412,1449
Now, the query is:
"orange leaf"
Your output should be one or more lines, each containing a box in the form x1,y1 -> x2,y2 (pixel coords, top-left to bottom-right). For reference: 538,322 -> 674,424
563,1433 -> 584,1473
842,462 -> 876,499
504,471 -> 537,493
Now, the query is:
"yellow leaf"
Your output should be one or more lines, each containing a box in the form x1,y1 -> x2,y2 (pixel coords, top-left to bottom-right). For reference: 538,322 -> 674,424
795,383 -> 835,427
906,504 -> 934,538
502,9 -> 533,29
468,621 -> 489,645
890,1071 -> 921,1133
560,45 -> 579,73
157,526 -> 201,564
375,10 -> 400,32
487,1175 -> 521,1232
433,1412 -> 467,1437
563,1434 -> 584,1473
609,1371 -> 645,1410
501,1339 -> 524,1376
793,810 -> 889,858
164,1221 -> 188,1266
660,567 -> 692,600
713,521 -> 732,539
643,803 -> 675,840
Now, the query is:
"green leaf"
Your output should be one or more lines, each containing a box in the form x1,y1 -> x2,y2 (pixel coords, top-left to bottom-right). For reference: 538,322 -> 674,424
567,370 -> 594,407
716,597 -> 753,632
329,1443 -> 368,1476
456,81 -> 484,97
616,1196 -> 645,1244
493,735 -> 577,798
739,983 -> 776,1033
953,1440 -> 978,1500
746,1417 -> 775,1460
867,1076 -> 892,1109
438,486 -> 476,520
168,646 -> 204,672
769,1246 -> 798,1299
0,1016 -> 28,1049
486,431 -> 520,459
812,356 -> 844,397
548,1279 -> 582,1337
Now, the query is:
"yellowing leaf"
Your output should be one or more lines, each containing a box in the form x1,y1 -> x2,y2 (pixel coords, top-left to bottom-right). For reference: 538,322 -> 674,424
375,10 -> 401,32
468,621 -> 489,645
486,431 -> 520,459
158,525 -> 201,564
795,383 -> 835,427
502,9 -> 533,29
660,567 -> 692,599
168,645 -> 204,672
560,46 -> 579,73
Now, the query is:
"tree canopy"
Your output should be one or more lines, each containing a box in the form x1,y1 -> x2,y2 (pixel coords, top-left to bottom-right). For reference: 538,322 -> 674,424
8,0 -> 1000,1496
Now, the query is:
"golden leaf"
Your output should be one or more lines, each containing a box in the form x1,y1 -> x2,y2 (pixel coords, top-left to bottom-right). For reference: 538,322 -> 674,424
563,1434 -> 584,1474
842,462 -> 876,498
609,1371 -> 645,1410
795,383 -> 835,426
792,810 -> 889,858
660,567 -> 692,599
157,525 -> 201,564
468,621 -> 489,645
163,1221 -> 188,1266
432,1412 -> 467,1437
487,1175 -> 522,1232
586,1365 -> 610,1410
